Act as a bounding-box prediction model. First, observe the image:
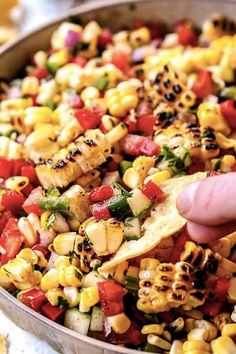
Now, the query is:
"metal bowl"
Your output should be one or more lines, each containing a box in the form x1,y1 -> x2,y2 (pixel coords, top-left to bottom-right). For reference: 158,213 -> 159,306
0,0 -> 235,353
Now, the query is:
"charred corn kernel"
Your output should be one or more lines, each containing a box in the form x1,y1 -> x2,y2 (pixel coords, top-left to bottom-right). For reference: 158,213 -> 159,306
1,98 -> 33,111
64,265 -> 83,287
145,169 -> 172,184
0,268 -> 11,288
123,167 -> 143,189
107,313 -> 131,334
227,277 -> 236,302
221,323 -> 236,337
141,324 -> 164,335
63,287 -> 80,308
80,286 -> 99,307
48,49 -> 69,67
101,115 -> 119,132
211,335 -> 236,354
183,340 -> 210,352
170,340 -> 183,354
34,251 -> 48,269
217,257 -> 236,277
140,258 -> 160,270
130,27 -> 151,47
18,214 -> 40,247
0,136 -> 23,159
106,123 -> 128,145
16,249 -> 38,265
76,169 -> 101,189
5,176 -> 29,192
34,50 -> 47,67
81,86 -> 99,102
46,288 -> 68,306
214,312 -> 231,331
133,156 -> 155,176
40,269 -> 59,292
147,334 -> 171,350
51,213 -> 70,234
197,102 -> 231,136
113,261 -> 129,285
57,118 -> 83,147
21,76 -> 39,95
53,232 -> 77,255
25,107 -> 53,127
105,84 -> 138,118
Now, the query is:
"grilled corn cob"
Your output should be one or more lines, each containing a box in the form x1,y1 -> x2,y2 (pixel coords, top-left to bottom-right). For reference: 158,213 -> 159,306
202,14 -> 236,42
137,259 -> 206,313
36,124 -> 127,188
74,235 -> 97,273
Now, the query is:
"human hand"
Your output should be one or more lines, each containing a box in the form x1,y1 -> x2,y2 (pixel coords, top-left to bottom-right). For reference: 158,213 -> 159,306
177,172 -> 236,243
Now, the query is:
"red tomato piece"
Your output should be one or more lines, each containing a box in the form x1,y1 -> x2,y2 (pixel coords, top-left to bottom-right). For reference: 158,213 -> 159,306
89,185 -> 114,202
70,56 -> 87,67
169,230 -> 190,263
111,52 -> 130,71
22,183 -> 34,197
177,25 -> 198,46
141,181 -> 164,203
231,163 -> 236,172
75,108 -> 100,131
187,157 -> 205,175
91,200 -> 111,220
0,157 -> 12,179
107,322 -> 145,345
120,134 -> 147,156
29,67 -> 48,80
209,171 -> 221,177
21,165 -> 38,184
140,138 -> 160,156
2,190 -> 26,215
0,210 -> 13,234
98,279 -> 126,317
213,277 -> 230,300
41,303 -> 65,322
192,70 -> 214,99
220,99 -> 236,130
22,186 -> 44,216
22,288 -> 46,312
124,115 -> 138,133
201,300 -> 223,317
106,159 -> 119,172
12,159 -> 28,176
138,115 -> 156,136
32,244 -> 49,256
98,28 -> 113,48
0,218 -> 23,265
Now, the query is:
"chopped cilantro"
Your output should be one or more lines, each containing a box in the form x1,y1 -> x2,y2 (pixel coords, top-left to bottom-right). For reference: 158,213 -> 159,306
71,42 -> 89,56
57,296 -> 69,309
96,74 -> 109,91
112,182 -> 133,197
46,212 -> 57,229
45,61 -> 58,76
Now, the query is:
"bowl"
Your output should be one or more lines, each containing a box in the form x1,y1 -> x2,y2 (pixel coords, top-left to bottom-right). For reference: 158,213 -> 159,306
0,0 -> 236,353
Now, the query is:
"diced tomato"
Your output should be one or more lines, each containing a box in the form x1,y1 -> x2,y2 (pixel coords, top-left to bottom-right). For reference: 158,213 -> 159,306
89,185 -> 114,202
41,303 -> 65,322
0,218 -> 23,265
138,114 -> 156,136
2,190 -> 26,215
177,25 -> 198,46
0,157 -> 12,179
213,277 -> 230,300
21,165 -> 38,184
201,300 -> 223,317
120,134 -> 160,157
140,137 -> 160,156
22,186 -> 44,216
98,28 -> 113,48
158,311 -> 175,323
32,244 -> 49,256
111,51 -> 130,71
21,183 -> 34,197
220,99 -> 236,130
0,210 -> 13,234
106,159 -> 119,172
187,157 -> 205,175
107,322 -> 145,345
169,230 -> 190,263
29,66 -> 48,80
91,200 -> 111,220
12,159 -> 28,176
124,115 -> 138,133
22,288 -> 46,312
192,70 -> 214,99
98,279 -> 126,317
142,181 -> 164,203
209,171 -> 221,177
75,108 -> 100,131
231,163 -> 236,172
70,56 -> 87,67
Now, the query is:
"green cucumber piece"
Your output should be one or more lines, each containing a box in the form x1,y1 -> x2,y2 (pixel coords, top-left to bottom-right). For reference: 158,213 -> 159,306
82,271 -> 105,288
220,86 -> 236,99
119,160 -> 133,175
90,306 -> 104,332
127,189 -> 151,217
64,308 -> 91,335
124,217 -> 141,240
108,195 -> 131,219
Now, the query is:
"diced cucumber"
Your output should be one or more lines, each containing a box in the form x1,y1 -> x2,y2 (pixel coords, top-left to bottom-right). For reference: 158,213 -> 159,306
82,271 -> 105,288
127,189 -> 151,217
174,146 -> 191,167
125,266 -> 139,291
142,343 -> 163,353
64,308 -> 91,335
108,195 -> 131,219
119,160 -> 132,175
124,217 -> 141,240
90,306 -> 104,332
220,86 -> 236,99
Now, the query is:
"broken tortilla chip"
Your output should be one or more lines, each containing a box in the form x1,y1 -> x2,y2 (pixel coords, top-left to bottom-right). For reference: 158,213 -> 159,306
99,172 -> 206,274
0,333 -> 7,354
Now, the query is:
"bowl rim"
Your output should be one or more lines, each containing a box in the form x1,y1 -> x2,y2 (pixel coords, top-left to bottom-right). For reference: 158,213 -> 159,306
0,0 -> 236,352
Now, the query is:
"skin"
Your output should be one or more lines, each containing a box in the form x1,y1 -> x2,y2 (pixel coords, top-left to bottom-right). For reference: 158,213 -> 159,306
176,173 -> 236,243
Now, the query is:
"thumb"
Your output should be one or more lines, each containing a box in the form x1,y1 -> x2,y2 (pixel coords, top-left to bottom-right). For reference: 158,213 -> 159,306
177,172 -> 236,226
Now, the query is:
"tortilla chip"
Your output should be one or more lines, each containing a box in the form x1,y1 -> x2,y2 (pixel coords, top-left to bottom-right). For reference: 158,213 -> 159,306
0,333 -> 7,354
99,172 -> 206,274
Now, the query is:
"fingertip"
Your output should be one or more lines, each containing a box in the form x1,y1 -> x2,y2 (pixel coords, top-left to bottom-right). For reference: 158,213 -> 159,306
186,220 -> 236,243
177,181 -> 200,218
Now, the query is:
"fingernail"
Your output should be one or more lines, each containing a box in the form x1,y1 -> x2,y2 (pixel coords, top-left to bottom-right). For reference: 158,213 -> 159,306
177,181 -> 200,217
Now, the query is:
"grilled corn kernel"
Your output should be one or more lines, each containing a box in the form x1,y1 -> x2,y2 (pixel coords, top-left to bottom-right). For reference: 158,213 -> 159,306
107,313 -> 131,334
21,77 -> 39,95
227,277 -> 236,302
40,211 -> 52,230
130,27 -> 151,47
46,288 -> 68,306
145,170 -> 172,184
48,49 -> 69,67
64,265 -> 83,287
63,287 -> 80,308
187,328 -> 208,341
80,286 -> 99,308
183,340 -> 210,352
106,123 -> 128,145
211,335 -> 236,354
101,115 -> 119,132
194,320 -> 218,341
40,269 -> 59,292
214,312 -> 231,331
147,334 -> 171,350
5,176 -> 29,192
25,124 -> 58,151
3,258 -> 35,284
105,85 -> 138,118
123,167 -> 143,189
0,136 -> 23,159
57,118 -> 83,147
221,323 -> 236,337
16,249 -> 38,265
1,98 -> 33,111
25,106 -> 53,127
113,261 -> 129,285
221,155 -> 236,172
53,232 -> 77,255
141,324 -> 164,335
81,86 -> 99,102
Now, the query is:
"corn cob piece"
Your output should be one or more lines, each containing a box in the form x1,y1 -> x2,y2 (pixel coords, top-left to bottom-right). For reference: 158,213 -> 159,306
36,123 -> 127,189
74,235 -> 97,273
150,64 -> 196,113
137,259 -> 206,313
202,14 -> 236,42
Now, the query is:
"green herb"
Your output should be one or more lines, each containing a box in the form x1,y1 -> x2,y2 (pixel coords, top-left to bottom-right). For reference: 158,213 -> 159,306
156,145 -> 187,174
68,250 -> 77,264
46,101 -> 57,110
71,41 -> 89,56
46,188 -> 61,198
96,74 -> 109,91
135,68 -> 144,77
112,182 -> 133,197
39,196 -> 69,212
124,217 -> 134,228
46,212 -> 57,229
45,61 -> 58,76
188,108 -> 197,115
6,129 -> 19,138
57,296 -> 69,309
25,65 -> 35,74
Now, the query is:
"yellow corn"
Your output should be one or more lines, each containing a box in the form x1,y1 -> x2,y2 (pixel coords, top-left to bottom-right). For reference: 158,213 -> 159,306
21,76 -> 39,95
34,50 -> 47,67
214,312 -> 231,331
63,287 -> 80,308
221,323 -> 236,337
130,27 -> 151,47
81,86 -> 100,102
221,155 -> 236,173
227,277 -> 236,302
0,136 -> 23,159
1,98 -> 33,111
40,269 -> 59,292
57,118 -> 83,147
147,334 -> 171,350
101,115 -> 119,132
183,340 -> 210,352
106,122 -> 128,145
145,170 -> 172,184
113,261 -> 129,285
18,213 -> 41,247
64,265 -> 83,287
123,167 -> 143,189
141,324 -> 164,335
46,287 -> 68,306
211,335 -> 236,354
25,106 -> 53,127
16,249 -> 38,265
48,49 -> 69,67
170,340 -> 183,354
0,268 -> 12,289
36,79 -> 57,106
80,286 -> 99,308
107,313 -> 131,334
53,232 -> 77,255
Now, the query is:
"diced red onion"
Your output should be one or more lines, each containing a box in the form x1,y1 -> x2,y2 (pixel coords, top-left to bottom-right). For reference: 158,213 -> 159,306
104,318 -> 112,337
48,250 -> 60,270
204,95 -> 218,104
39,230 -> 54,247
132,46 -> 157,62
64,30 -> 81,49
